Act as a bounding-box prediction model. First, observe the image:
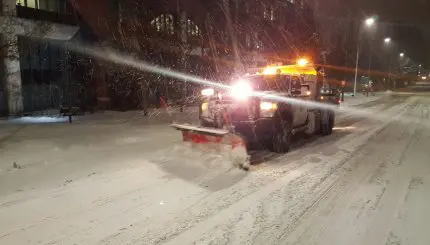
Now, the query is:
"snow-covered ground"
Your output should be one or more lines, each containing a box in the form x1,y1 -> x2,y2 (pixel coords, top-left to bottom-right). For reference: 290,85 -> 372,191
341,91 -> 386,107
1,93 -> 430,245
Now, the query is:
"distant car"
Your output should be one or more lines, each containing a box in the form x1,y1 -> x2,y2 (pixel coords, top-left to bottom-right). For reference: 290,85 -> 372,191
320,88 -> 341,106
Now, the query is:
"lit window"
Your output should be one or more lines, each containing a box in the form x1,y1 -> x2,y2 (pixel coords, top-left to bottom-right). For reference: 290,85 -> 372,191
263,4 -> 269,20
254,35 -> 264,50
245,34 -> 251,48
270,7 -> 275,21
186,19 -> 201,36
150,14 -> 175,35
17,0 -> 36,8
16,0 -> 65,13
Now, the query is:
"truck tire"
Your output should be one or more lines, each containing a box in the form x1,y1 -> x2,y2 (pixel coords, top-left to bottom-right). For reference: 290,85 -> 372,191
200,119 -> 212,127
321,110 -> 334,136
304,111 -> 316,136
270,121 -> 292,153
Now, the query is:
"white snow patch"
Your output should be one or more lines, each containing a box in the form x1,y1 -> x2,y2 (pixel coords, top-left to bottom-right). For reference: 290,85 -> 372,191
9,116 -> 69,124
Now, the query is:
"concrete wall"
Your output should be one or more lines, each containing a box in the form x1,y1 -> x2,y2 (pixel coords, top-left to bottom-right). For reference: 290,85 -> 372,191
1,0 -> 24,115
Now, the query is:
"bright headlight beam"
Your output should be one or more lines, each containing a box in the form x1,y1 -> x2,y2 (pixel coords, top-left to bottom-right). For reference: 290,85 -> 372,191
62,42 -> 430,130
67,44 -> 230,91
230,80 -> 252,100
65,43 -> 336,110
64,43 -> 336,110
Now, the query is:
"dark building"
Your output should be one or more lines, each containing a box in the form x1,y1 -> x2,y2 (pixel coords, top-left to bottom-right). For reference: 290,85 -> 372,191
69,0 -> 320,110
1,0 -> 81,115
0,0 -> 99,115
1,0 -> 321,115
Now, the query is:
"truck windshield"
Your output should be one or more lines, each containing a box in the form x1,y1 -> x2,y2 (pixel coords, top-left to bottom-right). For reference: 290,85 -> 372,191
246,75 -> 301,92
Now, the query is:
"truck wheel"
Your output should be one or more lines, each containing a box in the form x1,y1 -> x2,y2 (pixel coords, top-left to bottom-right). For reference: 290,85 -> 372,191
270,122 -> 292,153
321,110 -> 334,136
214,112 -> 224,128
200,119 -> 212,127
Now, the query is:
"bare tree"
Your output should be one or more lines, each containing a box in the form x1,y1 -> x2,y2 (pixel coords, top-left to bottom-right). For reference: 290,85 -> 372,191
82,0 -> 203,114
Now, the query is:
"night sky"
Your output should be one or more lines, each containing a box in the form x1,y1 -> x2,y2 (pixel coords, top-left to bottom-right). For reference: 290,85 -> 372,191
361,0 -> 430,66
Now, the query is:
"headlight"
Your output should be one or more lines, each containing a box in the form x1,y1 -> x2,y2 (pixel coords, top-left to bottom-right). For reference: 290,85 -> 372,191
201,88 -> 215,96
230,80 -> 252,100
260,101 -> 278,117
201,102 -> 208,111
260,101 -> 277,111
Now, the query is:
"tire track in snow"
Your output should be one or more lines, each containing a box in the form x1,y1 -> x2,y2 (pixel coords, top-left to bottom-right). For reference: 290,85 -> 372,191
277,98 -> 420,245
157,98 -> 413,245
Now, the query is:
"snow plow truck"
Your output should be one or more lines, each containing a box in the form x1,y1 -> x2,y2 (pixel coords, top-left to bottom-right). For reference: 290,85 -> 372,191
171,60 -> 335,170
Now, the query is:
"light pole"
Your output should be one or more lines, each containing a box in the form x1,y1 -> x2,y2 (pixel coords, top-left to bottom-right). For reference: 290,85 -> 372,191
353,17 -> 376,96
384,37 -> 393,89
400,52 -> 405,57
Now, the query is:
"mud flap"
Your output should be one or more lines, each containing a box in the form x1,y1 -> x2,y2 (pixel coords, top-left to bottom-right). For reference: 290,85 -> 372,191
170,123 -> 251,170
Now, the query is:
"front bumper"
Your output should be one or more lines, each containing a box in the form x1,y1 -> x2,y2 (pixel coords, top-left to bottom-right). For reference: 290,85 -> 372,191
232,118 -> 275,142
200,113 -> 275,143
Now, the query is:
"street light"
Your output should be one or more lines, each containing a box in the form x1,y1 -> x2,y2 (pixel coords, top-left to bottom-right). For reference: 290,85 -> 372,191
365,17 -> 375,27
400,53 -> 405,57
384,37 -> 391,43
353,17 -> 377,96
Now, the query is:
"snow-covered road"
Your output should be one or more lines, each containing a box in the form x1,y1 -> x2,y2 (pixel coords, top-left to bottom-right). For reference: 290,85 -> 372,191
1,93 -> 430,245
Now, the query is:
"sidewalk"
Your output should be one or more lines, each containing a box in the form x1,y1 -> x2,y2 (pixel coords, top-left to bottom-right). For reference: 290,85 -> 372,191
0,92 -> 388,127
72,106 -> 200,125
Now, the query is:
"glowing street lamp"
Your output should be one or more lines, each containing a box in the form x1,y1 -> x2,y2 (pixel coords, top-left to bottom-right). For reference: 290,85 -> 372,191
400,53 -> 405,57
365,17 -> 375,27
384,37 -> 391,43
354,16 -> 377,96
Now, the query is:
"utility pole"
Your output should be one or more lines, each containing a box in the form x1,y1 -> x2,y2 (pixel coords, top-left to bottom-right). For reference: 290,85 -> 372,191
353,39 -> 360,96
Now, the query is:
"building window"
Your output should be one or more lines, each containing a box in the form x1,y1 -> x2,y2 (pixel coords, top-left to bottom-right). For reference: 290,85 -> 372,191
186,19 -> 200,36
254,35 -> 263,50
16,0 -> 67,13
245,34 -> 251,49
151,14 -> 201,37
263,4 -> 269,20
271,7 -> 276,21
263,4 -> 276,21
150,14 -> 175,35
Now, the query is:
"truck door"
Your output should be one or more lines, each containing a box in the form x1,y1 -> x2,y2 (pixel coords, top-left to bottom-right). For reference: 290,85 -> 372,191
290,76 -> 308,127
